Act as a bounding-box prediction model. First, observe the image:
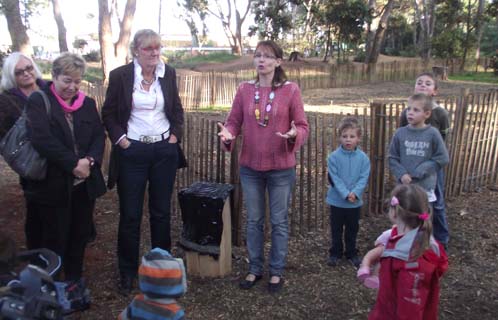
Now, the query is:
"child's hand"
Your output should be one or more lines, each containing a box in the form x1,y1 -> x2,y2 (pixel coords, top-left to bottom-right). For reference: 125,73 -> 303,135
348,192 -> 357,203
401,174 -> 412,184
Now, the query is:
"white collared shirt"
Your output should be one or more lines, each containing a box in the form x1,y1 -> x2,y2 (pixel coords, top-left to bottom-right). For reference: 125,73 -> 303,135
126,59 -> 170,141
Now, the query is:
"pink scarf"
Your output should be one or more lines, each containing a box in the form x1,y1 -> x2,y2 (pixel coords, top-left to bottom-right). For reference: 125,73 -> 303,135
50,83 -> 86,113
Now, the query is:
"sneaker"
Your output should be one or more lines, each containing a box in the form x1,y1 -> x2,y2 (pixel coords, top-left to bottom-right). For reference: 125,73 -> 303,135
327,256 -> 339,267
348,256 -> 361,269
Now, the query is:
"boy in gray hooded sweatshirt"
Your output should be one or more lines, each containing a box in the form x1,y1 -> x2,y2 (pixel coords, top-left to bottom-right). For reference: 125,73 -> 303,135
389,94 -> 449,204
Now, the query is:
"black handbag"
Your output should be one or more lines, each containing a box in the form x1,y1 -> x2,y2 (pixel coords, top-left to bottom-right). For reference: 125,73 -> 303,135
0,91 -> 51,180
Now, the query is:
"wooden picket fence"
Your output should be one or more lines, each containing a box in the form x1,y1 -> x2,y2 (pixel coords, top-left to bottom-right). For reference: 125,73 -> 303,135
368,89 -> 498,214
174,60 -> 430,110
163,89 -> 498,244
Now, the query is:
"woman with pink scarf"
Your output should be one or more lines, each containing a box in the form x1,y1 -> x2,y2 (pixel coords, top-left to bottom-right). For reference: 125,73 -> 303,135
25,53 -> 106,282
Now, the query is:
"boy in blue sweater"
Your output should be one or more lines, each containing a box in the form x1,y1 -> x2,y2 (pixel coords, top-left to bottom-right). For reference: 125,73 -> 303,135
326,116 -> 371,268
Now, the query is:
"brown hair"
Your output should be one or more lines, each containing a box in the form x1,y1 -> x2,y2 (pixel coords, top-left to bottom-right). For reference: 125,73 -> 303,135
337,116 -> 362,137
52,53 -> 86,78
254,40 -> 287,87
390,184 -> 433,260
416,72 -> 438,90
408,93 -> 434,113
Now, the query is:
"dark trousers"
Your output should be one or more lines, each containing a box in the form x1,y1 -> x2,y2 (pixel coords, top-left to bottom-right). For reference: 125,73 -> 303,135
329,205 -> 360,259
25,183 -> 95,281
117,139 -> 178,277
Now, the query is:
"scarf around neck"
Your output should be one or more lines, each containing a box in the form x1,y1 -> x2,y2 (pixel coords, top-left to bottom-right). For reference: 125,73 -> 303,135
50,83 -> 86,113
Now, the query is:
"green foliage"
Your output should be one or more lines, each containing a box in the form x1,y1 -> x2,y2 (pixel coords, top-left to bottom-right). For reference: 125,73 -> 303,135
449,72 -> 498,84
250,0 -> 294,41
165,51 -> 239,69
432,29 -> 465,59
73,39 -> 88,50
382,14 -> 414,56
321,0 -> 369,45
480,22 -> 498,56
353,50 -> 366,62
83,50 -> 101,63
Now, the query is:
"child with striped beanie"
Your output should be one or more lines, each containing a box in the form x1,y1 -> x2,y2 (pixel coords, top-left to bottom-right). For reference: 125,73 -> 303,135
118,248 -> 187,320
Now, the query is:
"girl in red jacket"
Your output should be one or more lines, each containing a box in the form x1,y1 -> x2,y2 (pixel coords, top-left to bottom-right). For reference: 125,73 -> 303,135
368,184 -> 448,320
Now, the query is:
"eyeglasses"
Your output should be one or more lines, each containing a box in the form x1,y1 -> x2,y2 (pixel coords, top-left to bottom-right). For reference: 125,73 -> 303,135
254,53 -> 276,60
14,65 -> 34,76
140,45 -> 162,53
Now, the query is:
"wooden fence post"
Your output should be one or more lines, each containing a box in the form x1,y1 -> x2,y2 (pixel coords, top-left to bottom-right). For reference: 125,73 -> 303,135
446,88 -> 469,197
369,101 -> 387,215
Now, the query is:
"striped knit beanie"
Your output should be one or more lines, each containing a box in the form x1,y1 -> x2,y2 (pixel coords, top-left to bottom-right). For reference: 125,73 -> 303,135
138,248 -> 187,299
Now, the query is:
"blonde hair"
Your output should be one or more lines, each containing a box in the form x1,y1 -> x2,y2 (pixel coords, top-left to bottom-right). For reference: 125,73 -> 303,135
390,184 -> 433,260
131,29 -> 161,57
52,53 -> 86,78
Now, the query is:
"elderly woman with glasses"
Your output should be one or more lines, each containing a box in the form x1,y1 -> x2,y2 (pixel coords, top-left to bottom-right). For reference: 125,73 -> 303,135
24,52 -> 106,282
101,29 -> 185,295
1,52 -> 47,250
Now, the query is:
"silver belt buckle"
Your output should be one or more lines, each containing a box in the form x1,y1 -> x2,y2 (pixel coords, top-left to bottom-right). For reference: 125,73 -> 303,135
140,135 -> 153,144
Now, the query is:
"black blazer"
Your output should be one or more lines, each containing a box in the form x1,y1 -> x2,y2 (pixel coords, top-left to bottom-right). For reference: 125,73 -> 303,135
101,62 -> 185,189
24,86 -> 106,205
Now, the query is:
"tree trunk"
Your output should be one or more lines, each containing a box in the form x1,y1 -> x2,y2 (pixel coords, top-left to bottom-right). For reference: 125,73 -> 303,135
474,0 -> 485,72
0,0 -> 32,55
460,0 -> 473,71
365,0 -> 394,66
363,0 -> 376,63
414,0 -> 436,62
98,0 -> 136,83
208,0 -> 253,55
51,0 -> 68,52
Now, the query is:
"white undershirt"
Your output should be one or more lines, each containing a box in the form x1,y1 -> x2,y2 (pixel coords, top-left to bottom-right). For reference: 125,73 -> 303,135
124,59 -> 170,142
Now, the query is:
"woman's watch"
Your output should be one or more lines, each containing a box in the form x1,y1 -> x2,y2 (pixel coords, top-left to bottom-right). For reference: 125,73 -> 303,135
85,156 -> 95,167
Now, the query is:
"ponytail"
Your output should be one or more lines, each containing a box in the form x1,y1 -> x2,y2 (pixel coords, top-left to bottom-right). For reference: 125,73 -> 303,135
390,184 -> 433,260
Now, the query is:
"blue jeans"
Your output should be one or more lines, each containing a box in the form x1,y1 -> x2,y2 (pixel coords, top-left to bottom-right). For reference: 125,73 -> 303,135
433,168 -> 449,246
117,139 -> 178,276
239,166 -> 296,277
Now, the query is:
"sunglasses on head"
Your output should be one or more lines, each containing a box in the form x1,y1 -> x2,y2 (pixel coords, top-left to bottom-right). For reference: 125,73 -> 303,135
14,65 -> 34,76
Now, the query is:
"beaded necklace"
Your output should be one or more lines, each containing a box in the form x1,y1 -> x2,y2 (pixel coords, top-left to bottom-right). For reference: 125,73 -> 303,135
254,82 -> 275,127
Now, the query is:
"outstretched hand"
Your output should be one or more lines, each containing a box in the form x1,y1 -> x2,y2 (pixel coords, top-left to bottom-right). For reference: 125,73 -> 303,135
276,121 -> 297,140
217,122 -> 234,143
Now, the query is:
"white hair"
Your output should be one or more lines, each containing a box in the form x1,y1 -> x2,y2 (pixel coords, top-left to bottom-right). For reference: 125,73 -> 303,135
0,52 -> 43,92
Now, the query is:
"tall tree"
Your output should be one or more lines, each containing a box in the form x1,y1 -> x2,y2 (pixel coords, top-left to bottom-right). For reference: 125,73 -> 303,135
98,0 -> 136,83
250,0 -> 294,41
51,0 -> 68,52
413,0 -> 436,61
365,0 -> 395,66
177,0 -> 209,48
474,0 -> 485,70
0,0 -> 32,54
207,0 -> 254,54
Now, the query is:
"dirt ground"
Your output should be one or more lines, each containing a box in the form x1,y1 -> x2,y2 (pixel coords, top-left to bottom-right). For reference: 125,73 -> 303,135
1,57 -> 498,319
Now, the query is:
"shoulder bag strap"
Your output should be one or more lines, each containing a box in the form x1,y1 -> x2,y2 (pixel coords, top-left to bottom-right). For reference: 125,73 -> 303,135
35,90 -> 52,120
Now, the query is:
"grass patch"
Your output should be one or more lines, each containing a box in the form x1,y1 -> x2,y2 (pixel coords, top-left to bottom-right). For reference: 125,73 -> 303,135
449,71 -> 498,84
166,52 -> 239,69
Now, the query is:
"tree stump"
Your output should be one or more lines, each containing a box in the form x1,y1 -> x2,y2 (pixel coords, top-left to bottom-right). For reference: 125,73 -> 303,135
288,51 -> 301,62
432,66 -> 448,80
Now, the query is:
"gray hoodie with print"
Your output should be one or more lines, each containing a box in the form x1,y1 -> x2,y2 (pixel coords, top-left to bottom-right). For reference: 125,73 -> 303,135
388,125 -> 449,193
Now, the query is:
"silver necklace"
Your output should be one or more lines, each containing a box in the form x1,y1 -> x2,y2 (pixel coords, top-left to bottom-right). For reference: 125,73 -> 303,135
141,77 -> 154,86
